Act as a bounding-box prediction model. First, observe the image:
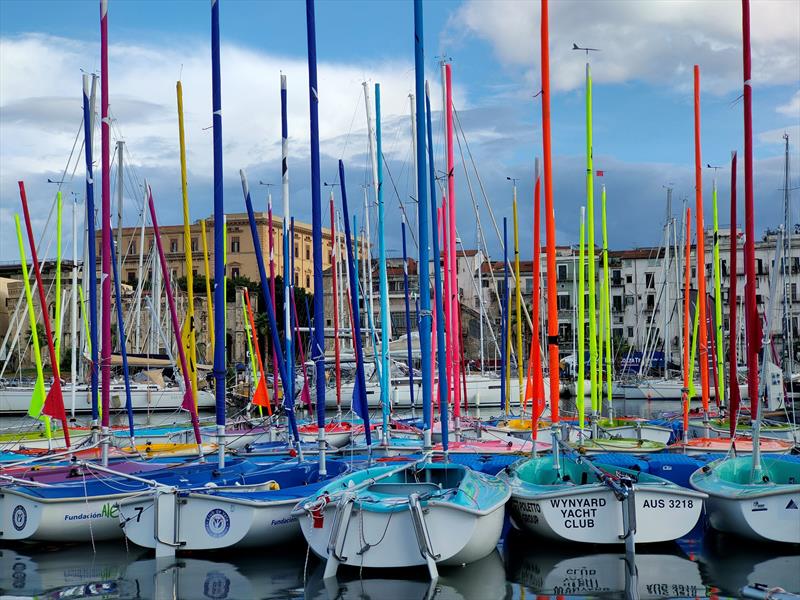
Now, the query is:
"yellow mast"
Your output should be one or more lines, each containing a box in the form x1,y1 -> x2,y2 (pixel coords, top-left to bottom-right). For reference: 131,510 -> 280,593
177,81 -> 198,408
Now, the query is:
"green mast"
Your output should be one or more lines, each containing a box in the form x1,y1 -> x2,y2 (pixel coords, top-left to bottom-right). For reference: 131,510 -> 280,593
584,60 -> 599,421
577,207 -> 586,432
712,176 -> 725,403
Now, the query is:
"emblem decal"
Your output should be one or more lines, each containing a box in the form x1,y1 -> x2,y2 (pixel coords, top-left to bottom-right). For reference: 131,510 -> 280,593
204,508 -> 230,538
12,505 -> 27,531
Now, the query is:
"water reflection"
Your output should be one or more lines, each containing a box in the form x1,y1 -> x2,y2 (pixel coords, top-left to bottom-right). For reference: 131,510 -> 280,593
0,534 -> 796,599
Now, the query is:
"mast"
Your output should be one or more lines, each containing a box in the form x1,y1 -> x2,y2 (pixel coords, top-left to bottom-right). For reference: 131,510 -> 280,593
584,55 -> 598,425
244,288 -> 272,414
99,0 -> 112,463
362,82 -> 377,354
54,193 -> 63,365
729,152 -> 740,436
305,0 -> 327,473
693,65 -> 711,419
578,206 -> 586,431
401,217 -> 415,413
71,194 -> 78,417
19,184 -> 69,445
148,188 -> 202,453
425,80 -> 446,450
135,194 -> 146,352
200,219 -> 214,363
740,0 -> 762,474
281,74 -> 292,414
116,141 -> 124,285
267,192 -> 279,410
330,196 -> 342,413
502,218 -> 510,418
531,161 -> 544,431
711,173 -> 725,403
513,182 -> 524,410
601,186 -> 613,418
683,208 -> 692,442
541,0 -> 560,423
781,134 -> 794,416
210,0 -> 226,466
108,231 -> 135,443
664,187 -> 672,378
444,63 -> 462,425
177,81 -> 199,410
375,83 -> 390,443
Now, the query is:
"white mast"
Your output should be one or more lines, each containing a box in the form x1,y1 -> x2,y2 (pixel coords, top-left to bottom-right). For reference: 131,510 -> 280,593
135,188 -> 147,352
71,194 -> 79,417
361,82 -> 378,345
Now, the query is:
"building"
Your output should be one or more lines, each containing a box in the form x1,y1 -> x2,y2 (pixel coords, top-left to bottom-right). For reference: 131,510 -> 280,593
98,212 -> 348,294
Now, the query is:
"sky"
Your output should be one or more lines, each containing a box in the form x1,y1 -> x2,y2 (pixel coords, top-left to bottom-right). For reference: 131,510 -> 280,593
0,0 -> 798,264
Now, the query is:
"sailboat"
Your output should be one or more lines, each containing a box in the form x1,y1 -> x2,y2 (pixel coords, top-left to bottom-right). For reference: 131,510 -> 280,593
500,0 -> 705,547
294,4 -> 509,576
690,4 -> 800,543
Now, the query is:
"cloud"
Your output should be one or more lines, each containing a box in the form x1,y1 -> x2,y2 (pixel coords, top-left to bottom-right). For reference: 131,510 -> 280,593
445,0 -> 799,94
777,90 -> 800,117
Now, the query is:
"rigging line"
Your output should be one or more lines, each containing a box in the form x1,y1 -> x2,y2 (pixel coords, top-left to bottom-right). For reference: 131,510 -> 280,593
452,104 -> 533,333
379,150 -> 418,251
332,86 -> 365,183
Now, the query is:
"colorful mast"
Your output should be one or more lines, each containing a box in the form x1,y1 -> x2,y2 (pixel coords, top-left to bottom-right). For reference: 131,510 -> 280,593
444,63 -> 462,427
401,218 -> 415,412
728,152 -> 740,436
100,0 -> 112,463
20,184 -> 69,444
148,188 -> 202,452
530,165 -> 545,441
415,0 -> 434,450
683,208 -> 692,441
14,216 -> 52,441
501,218 -> 510,418
693,65 -> 711,419
330,197 -> 342,414
82,73 -> 99,425
211,0 -> 226,466
513,183 -> 524,411
108,233 -> 135,442
54,192 -> 63,363
281,74 -> 293,413
200,219 -> 214,363
244,288 -> 272,414
541,0 -> 560,423
177,81 -> 199,410
425,83 -> 448,451
711,176 -> 725,403
577,206 -> 586,432
375,82 -> 390,443
267,191 -> 279,409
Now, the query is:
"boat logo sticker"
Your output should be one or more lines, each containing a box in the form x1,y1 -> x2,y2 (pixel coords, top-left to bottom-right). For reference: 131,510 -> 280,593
203,571 -> 231,599
12,505 -> 27,531
786,499 -> 798,510
205,509 -> 230,538
751,501 -> 767,513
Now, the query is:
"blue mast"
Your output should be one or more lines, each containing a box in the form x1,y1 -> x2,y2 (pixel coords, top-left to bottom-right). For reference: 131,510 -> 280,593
109,238 -> 135,441
82,74 -> 99,424
413,0 -> 433,449
375,83 -> 390,444
501,218 -> 509,418
425,83 -> 448,451
241,173 -> 298,444
305,0 -> 327,474
339,161 -> 371,446
401,219 -> 415,412
210,0 -> 226,466
280,74 -> 293,423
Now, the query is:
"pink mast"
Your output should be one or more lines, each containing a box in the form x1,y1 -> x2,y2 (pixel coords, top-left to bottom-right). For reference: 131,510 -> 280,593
440,196 -> 453,411
100,0 -> 111,436
148,189 -> 202,447
444,64 -> 462,419
267,195 -> 280,405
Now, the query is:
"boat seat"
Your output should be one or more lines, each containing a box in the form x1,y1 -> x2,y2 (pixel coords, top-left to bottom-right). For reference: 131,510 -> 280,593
367,482 -> 441,496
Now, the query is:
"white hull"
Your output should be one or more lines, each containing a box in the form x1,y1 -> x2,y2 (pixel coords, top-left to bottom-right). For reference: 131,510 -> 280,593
119,490 -> 301,551
0,383 -> 214,414
602,424 -> 674,445
688,421 -> 799,444
299,497 -> 506,570
509,485 -> 704,544
622,379 -> 713,400
701,491 -> 800,543
0,489 -> 128,542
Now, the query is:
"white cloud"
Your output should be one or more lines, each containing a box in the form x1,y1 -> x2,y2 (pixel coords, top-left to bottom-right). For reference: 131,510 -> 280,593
777,90 -> 800,117
0,32 -> 449,259
445,0 -> 799,94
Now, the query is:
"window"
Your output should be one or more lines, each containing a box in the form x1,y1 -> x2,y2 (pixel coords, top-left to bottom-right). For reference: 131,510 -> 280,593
130,241 -> 137,254
192,269 -> 197,278
305,246 -> 310,261
612,328 -> 623,340
294,244 -> 299,258
231,267 -> 240,279
558,323 -> 572,341
557,264 -> 567,281
294,273 -> 299,286
627,326 -> 634,338
230,237 -> 240,254
756,294 -> 763,305
612,295 -> 623,312
191,238 -> 198,252
306,275 -> 311,288
721,260 -> 728,277
645,272 -> 655,289
557,294 -> 571,310
326,318 -> 332,326
474,297 -> 480,308
482,279 -> 489,288
647,294 -> 655,310
792,283 -> 798,302
126,271 -> 136,284
612,269 -> 622,285
626,274 -> 632,284
170,239 -> 178,253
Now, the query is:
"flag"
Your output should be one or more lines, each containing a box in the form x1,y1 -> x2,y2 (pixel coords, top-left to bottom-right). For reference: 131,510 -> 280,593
252,376 -> 271,408
182,388 -> 195,412
28,374 -> 46,420
42,383 -> 66,422
596,170 -> 604,177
